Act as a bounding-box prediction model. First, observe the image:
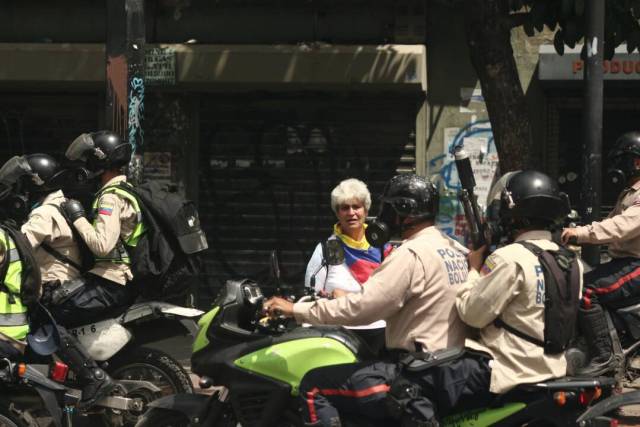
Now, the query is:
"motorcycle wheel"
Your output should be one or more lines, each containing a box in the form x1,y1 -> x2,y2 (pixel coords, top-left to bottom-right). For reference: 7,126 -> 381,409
106,346 -> 194,425
0,400 -> 35,427
134,408 -> 190,427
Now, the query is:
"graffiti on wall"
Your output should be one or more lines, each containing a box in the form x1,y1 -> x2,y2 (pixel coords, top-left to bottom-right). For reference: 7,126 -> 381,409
128,77 -> 145,153
429,119 -> 499,243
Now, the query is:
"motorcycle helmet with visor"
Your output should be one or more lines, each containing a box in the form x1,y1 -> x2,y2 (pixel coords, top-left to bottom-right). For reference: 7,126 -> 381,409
606,131 -> 640,188
366,174 -> 439,247
65,131 -> 132,177
486,170 -> 570,243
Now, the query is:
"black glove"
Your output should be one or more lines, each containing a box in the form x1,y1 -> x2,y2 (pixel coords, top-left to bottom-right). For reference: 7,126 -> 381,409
61,199 -> 86,223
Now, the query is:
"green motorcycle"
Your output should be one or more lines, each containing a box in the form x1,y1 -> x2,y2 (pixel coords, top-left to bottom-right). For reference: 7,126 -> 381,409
134,277 -> 638,427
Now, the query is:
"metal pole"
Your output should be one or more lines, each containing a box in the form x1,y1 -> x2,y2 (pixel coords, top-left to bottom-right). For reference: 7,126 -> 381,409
580,0 -> 605,266
106,0 -> 145,184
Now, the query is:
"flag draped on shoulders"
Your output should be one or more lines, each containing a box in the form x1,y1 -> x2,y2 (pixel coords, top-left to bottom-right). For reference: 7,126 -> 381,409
333,223 -> 392,285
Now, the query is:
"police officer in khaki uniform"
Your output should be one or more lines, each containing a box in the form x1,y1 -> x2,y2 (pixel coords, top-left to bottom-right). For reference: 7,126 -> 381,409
263,174 -> 470,427
59,131 -> 139,327
457,170 -> 580,398
561,131 -> 640,372
0,153 -> 115,407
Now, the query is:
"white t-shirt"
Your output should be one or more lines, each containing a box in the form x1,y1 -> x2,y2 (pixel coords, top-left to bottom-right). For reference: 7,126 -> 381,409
304,237 -> 386,330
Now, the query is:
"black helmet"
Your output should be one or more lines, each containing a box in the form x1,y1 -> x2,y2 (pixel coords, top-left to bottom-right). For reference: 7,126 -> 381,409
365,174 -> 439,247
65,130 -> 132,175
23,154 -> 66,194
487,170 -> 570,239
607,131 -> 640,187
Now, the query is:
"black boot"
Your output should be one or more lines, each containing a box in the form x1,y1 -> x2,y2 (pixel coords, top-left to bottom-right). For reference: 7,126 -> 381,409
577,304 -> 613,375
56,326 -> 115,408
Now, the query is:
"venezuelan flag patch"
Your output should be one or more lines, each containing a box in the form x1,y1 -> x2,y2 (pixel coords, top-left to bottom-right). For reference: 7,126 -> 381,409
98,204 -> 114,216
480,256 -> 497,276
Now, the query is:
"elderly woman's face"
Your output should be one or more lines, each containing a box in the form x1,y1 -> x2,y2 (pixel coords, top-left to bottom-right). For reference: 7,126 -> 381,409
337,198 -> 367,235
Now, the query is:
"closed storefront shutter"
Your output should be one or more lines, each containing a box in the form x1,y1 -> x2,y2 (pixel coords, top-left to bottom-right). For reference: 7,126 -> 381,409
0,93 -> 99,159
198,91 -> 419,301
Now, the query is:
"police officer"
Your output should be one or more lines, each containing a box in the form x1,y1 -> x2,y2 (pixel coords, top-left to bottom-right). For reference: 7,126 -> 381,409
445,170 -> 581,423
379,170 -> 578,426
263,174 -> 470,427
0,154 -> 115,407
58,131 -> 141,326
0,180 -> 30,361
561,131 -> 640,372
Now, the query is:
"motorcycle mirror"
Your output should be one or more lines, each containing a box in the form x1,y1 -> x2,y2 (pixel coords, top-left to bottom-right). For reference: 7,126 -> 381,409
324,240 -> 345,266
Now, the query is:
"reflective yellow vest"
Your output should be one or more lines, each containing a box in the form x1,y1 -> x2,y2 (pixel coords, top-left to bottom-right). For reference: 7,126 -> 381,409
0,230 -> 28,341
91,185 -> 146,265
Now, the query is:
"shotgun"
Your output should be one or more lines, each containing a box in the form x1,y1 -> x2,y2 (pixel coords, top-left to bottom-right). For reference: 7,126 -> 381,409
454,147 -> 487,249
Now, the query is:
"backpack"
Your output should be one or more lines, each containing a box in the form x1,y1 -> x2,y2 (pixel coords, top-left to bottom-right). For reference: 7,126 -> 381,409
114,181 -> 208,300
0,220 -> 42,308
494,241 -> 580,355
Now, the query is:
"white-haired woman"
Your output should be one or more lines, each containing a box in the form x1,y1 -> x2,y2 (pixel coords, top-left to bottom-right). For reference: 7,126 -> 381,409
304,178 -> 390,355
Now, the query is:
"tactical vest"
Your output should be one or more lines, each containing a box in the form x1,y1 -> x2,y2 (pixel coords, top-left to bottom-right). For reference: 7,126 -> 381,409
0,230 -> 28,340
91,185 -> 146,265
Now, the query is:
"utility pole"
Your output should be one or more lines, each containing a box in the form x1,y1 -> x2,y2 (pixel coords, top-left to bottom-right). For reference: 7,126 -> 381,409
106,0 -> 145,184
580,0 -> 604,266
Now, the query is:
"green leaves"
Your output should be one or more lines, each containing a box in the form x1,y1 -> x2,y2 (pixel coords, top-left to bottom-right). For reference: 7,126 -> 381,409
510,0 -> 640,57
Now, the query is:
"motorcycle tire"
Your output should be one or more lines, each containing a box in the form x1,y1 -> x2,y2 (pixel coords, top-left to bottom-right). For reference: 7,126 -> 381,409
107,346 -> 194,395
0,400 -> 35,427
106,346 -> 194,426
134,407 -> 190,427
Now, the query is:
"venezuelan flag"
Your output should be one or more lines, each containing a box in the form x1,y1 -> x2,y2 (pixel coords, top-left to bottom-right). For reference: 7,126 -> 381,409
333,224 -> 393,285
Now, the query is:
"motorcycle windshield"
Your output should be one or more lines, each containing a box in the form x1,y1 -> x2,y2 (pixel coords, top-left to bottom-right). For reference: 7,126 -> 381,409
0,156 -> 32,185
65,133 -> 95,161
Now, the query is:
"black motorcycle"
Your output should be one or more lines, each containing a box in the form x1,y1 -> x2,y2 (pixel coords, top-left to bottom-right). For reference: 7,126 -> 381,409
0,356 -> 80,427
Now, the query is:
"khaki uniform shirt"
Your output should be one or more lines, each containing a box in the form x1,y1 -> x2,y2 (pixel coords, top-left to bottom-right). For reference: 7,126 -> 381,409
21,190 -> 82,284
574,180 -> 640,258
293,226 -> 470,352
73,175 -> 137,285
457,230 -> 583,394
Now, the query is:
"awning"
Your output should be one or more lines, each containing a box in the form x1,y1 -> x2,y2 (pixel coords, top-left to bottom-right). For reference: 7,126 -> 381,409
0,43 -> 426,90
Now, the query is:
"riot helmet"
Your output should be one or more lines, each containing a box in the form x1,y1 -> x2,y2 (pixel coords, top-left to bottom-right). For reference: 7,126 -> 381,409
607,131 -> 640,188
65,131 -> 132,176
365,174 -> 439,247
486,170 -> 570,242
0,156 -> 35,222
24,154 -> 67,195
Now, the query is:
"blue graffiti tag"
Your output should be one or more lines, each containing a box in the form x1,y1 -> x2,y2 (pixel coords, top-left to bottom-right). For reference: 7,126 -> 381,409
128,77 -> 145,153
430,120 -> 496,242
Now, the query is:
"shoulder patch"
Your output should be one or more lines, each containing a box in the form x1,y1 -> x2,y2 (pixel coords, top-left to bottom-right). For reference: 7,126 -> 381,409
480,254 -> 498,276
98,200 -> 115,216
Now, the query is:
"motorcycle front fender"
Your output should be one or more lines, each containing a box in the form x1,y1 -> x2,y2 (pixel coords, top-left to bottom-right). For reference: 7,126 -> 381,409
576,390 -> 640,425
147,393 -> 210,422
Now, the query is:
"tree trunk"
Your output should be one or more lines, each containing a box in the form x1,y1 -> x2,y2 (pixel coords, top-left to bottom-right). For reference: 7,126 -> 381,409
463,0 -> 533,173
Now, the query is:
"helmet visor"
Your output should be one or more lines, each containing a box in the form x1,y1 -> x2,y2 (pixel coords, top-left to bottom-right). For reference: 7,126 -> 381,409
0,156 -> 33,186
65,133 -> 96,161
486,171 -> 519,206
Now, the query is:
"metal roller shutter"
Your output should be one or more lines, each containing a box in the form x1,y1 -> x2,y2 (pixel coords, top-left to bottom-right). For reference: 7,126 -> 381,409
0,93 -> 100,159
198,91 -> 420,302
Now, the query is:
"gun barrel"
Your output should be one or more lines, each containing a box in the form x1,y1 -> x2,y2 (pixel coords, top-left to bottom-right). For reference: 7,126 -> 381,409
454,147 -> 476,190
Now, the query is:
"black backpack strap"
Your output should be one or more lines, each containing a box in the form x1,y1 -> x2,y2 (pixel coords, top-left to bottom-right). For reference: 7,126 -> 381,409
45,203 -> 92,272
493,317 -> 545,347
491,241 -> 548,349
39,242 -> 82,272
0,231 -> 15,303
